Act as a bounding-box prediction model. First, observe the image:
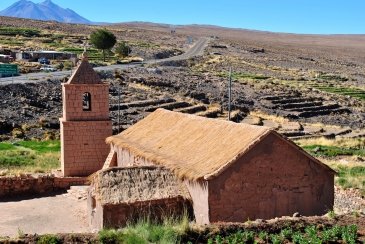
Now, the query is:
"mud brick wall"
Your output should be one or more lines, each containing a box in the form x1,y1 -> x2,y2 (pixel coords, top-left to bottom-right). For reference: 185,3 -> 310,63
89,197 -> 192,230
0,175 -> 87,198
208,133 -> 334,223
61,120 -> 112,176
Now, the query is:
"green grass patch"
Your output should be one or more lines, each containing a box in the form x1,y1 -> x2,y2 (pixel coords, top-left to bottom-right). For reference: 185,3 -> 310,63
312,85 -> 365,100
0,39 -> 24,46
62,47 -> 99,54
0,143 -> 16,151
317,74 -> 348,82
98,214 -> 189,244
17,140 -> 60,153
208,225 -> 358,244
332,164 -> 365,193
0,140 -> 60,174
37,234 -> 60,244
302,145 -> 365,157
218,71 -> 270,80
0,27 -> 40,37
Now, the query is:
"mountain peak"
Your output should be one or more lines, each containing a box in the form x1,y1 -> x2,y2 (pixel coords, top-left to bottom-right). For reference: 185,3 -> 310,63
0,0 -> 92,24
41,0 -> 54,5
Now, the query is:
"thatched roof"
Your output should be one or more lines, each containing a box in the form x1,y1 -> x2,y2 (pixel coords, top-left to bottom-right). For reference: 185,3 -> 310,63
106,109 -> 271,181
67,53 -> 102,84
93,166 -> 190,205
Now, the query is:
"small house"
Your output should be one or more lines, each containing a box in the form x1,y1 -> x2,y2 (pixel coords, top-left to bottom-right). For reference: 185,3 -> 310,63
104,109 -> 335,225
16,50 -> 76,61
88,166 -> 192,229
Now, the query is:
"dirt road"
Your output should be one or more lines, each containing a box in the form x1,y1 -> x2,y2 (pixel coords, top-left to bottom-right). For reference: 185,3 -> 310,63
0,193 -> 90,238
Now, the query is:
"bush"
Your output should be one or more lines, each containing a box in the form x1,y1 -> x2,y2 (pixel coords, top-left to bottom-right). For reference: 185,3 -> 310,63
11,128 -> 24,139
98,229 -> 123,244
115,41 -> 131,58
63,61 -> 73,70
37,234 -> 60,244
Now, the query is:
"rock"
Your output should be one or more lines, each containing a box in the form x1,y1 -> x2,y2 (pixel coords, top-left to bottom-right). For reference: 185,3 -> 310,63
153,49 -> 183,59
147,68 -> 162,75
255,219 -> 264,224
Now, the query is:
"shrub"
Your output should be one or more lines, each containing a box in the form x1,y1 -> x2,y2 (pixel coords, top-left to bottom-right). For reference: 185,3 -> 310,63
37,234 -> 60,244
115,41 -> 131,58
98,229 -> 123,244
11,128 -> 24,139
63,61 -> 73,70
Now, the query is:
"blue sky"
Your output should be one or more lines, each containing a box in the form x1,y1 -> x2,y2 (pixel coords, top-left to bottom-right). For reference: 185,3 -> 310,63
1,0 -> 364,34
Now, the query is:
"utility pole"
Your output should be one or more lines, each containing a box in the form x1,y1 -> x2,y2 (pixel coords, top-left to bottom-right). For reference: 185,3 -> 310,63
118,86 -> 121,133
228,67 -> 232,121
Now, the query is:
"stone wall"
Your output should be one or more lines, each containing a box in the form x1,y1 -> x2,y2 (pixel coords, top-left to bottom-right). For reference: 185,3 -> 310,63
207,133 -> 334,223
0,174 -> 88,199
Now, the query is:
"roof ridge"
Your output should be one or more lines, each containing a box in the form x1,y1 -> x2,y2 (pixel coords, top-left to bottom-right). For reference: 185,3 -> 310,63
67,55 -> 102,84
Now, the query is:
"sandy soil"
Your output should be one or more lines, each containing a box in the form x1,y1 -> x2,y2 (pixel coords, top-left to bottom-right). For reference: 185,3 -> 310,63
0,193 -> 90,238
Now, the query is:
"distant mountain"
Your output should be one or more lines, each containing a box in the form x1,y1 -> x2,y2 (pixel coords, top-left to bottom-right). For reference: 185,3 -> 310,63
0,0 -> 92,24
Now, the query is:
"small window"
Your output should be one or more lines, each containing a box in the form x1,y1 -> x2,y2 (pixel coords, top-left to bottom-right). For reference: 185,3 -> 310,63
82,92 -> 91,111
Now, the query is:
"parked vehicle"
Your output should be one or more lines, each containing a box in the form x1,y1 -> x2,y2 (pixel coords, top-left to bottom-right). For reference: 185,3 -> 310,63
38,57 -> 50,65
40,65 -> 56,72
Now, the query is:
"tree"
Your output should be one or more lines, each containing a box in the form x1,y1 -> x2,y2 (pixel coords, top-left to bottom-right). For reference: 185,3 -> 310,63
115,41 -> 131,58
90,29 -> 116,62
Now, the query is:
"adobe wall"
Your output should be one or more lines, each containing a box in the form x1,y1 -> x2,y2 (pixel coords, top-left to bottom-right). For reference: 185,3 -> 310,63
62,84 -> 109,121
208,133 -> 334,223
88,188 -> 104,230
61,120 -> 112,176
0,174 -> 87,199
115,147 -> 155,167
185,180 -> 209,225
89,197 -> 192,229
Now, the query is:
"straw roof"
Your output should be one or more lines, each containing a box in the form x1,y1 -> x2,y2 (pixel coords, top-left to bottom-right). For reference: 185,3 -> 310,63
93,166 -> 190,205
67,53 -> 102,84
106,109 -> 272,181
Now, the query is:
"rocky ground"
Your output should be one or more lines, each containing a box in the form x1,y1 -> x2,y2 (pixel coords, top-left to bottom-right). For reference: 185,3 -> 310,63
1,62 -> 364,141
1,17 -> 365,141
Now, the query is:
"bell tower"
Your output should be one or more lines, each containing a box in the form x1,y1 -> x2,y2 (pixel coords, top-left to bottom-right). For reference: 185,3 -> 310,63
60,52 -> 112,176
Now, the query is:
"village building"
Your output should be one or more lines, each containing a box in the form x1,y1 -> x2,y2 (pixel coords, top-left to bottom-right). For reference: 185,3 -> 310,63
16,50 -> 76,61
102,108 -> 335,225
60,52 -> 112,176
88,166 -> 192,229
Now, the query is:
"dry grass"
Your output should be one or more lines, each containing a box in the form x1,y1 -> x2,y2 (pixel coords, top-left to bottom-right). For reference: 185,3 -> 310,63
92,166 -> 190,204
295,137 -> 365,149
250,110 -> 289,124
106,108 -> 270,181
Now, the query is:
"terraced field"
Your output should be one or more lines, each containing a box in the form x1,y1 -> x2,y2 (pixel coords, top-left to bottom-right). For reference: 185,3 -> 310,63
260,94 -> 350,119
310,84 -> 365,101
106,82 -> 365,141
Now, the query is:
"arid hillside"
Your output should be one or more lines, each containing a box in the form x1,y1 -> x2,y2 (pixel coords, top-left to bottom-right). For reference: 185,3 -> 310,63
0,16 -> 364,141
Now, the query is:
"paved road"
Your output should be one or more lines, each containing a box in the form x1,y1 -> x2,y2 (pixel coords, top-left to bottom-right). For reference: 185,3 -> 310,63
0,37 -> 209,85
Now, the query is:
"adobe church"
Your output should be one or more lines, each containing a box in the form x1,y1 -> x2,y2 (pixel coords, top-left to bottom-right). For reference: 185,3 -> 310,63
60,52 -> 112,176
60,51 -> 334,228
